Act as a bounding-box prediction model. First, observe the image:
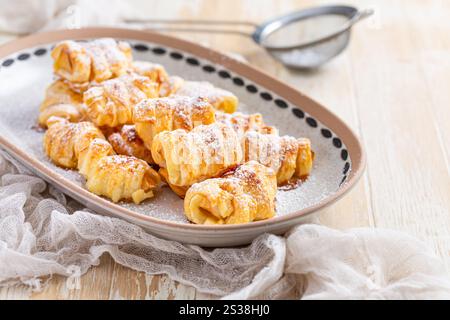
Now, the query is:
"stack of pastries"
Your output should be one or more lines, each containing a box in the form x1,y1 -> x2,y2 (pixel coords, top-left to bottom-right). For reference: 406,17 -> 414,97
40,38 -> 314,225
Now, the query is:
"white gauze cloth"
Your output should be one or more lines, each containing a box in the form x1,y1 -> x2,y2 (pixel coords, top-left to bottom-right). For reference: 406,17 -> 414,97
0,151 -> 449,299
0,0 -> 131,34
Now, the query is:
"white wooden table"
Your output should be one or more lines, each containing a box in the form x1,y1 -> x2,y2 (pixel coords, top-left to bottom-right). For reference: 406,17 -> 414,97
0,0 -> 449,299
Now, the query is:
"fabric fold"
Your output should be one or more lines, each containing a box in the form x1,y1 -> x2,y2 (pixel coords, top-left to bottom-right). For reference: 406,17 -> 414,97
0,151 -> 449,299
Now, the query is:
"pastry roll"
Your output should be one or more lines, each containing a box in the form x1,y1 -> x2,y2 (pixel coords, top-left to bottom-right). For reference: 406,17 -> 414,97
157,168 -> 189,198
159,76 -> 185,97
242,132 -> 314,184
107,125 -> 153,163
78,138 -> 160,204
151,123 -> 243,195
175,81 -> 238,113
77,137 -> 114,176
83,72 -> 159,127
51,38 -> 132,84
44,117 -> 159,203
132,96 -> 216,150
184,161 -> 277,225
39,80 -> 85,126
215,112 -> 278,137
43,117 -> 105,168
132,61 -> 169,90
295,138 -> 314,178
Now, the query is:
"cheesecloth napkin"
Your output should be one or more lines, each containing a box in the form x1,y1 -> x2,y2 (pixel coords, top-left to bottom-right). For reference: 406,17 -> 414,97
0,0 -> 450,300
0,0 -> 131,34
0,151 -> 449,299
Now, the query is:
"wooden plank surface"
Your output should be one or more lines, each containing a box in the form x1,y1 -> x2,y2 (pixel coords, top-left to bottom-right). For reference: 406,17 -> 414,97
0,0 -> 448,299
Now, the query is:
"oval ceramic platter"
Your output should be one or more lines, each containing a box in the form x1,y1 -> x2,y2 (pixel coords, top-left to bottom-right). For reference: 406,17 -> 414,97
0,28 -> 365,246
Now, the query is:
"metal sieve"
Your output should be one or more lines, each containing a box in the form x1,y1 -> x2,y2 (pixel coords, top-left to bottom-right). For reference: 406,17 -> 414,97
126,5 -> 373,69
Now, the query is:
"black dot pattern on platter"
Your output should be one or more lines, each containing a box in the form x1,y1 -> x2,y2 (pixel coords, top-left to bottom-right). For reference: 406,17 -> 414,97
34,48 -> 47,56
275,99 -> 288,109
218,70 -> 231,78
292,108 -> 304,119
133,44 -> 149,51
321,128 -> 332,138
6,42 -> 350,187
186,57 -> 200,66
341,149 -> 348,161
306,117 -> 318,128
232,77 -> 244,86
18,53 -> 30,61
170,52 -> 183,60
260,92 -> 273,101
246,84 -> 258,93
152,47 -> 166,55
1,59 -> 14,67
333,137 -> 342,148
202,65 -> 215,73
343,162 -> 350,175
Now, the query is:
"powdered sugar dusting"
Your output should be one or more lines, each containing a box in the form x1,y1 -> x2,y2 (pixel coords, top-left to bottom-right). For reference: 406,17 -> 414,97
133,95 -> 213,130
215,112 -> 277,137
100,73 -> 153,105
176,81 -> 237,109
0,40 -> 351,224
85,38 -> 131,73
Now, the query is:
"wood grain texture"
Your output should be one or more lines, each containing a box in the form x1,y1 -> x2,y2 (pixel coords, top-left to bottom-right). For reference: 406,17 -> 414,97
0,0 -> 448,299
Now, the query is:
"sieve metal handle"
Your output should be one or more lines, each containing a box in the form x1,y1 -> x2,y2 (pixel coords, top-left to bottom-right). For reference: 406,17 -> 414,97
349,9 -> 374,26
124,18 -> 257,37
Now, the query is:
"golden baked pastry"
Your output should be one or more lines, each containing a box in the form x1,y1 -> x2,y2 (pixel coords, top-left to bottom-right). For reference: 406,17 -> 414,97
242,132 -> 314,184
184,161 -> 277,224
83,72 -> 159,127
39,37 -> 318,220
215,111 -> 278,137
175,81 -> 238,113
151,123 -> 243,196
107,125 -> 153,163
43,117 -> 105,168
77,137 -> 114,176
132,96 -> 216,150
159,76 -> 185,97
78,138 -> 160,204
51,38 -> 132,84
295,137 -> 314,179
44,117 -> 159,203
132,61 -> 169,90
157,168 -> 189,198
39,80 -> 86,126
